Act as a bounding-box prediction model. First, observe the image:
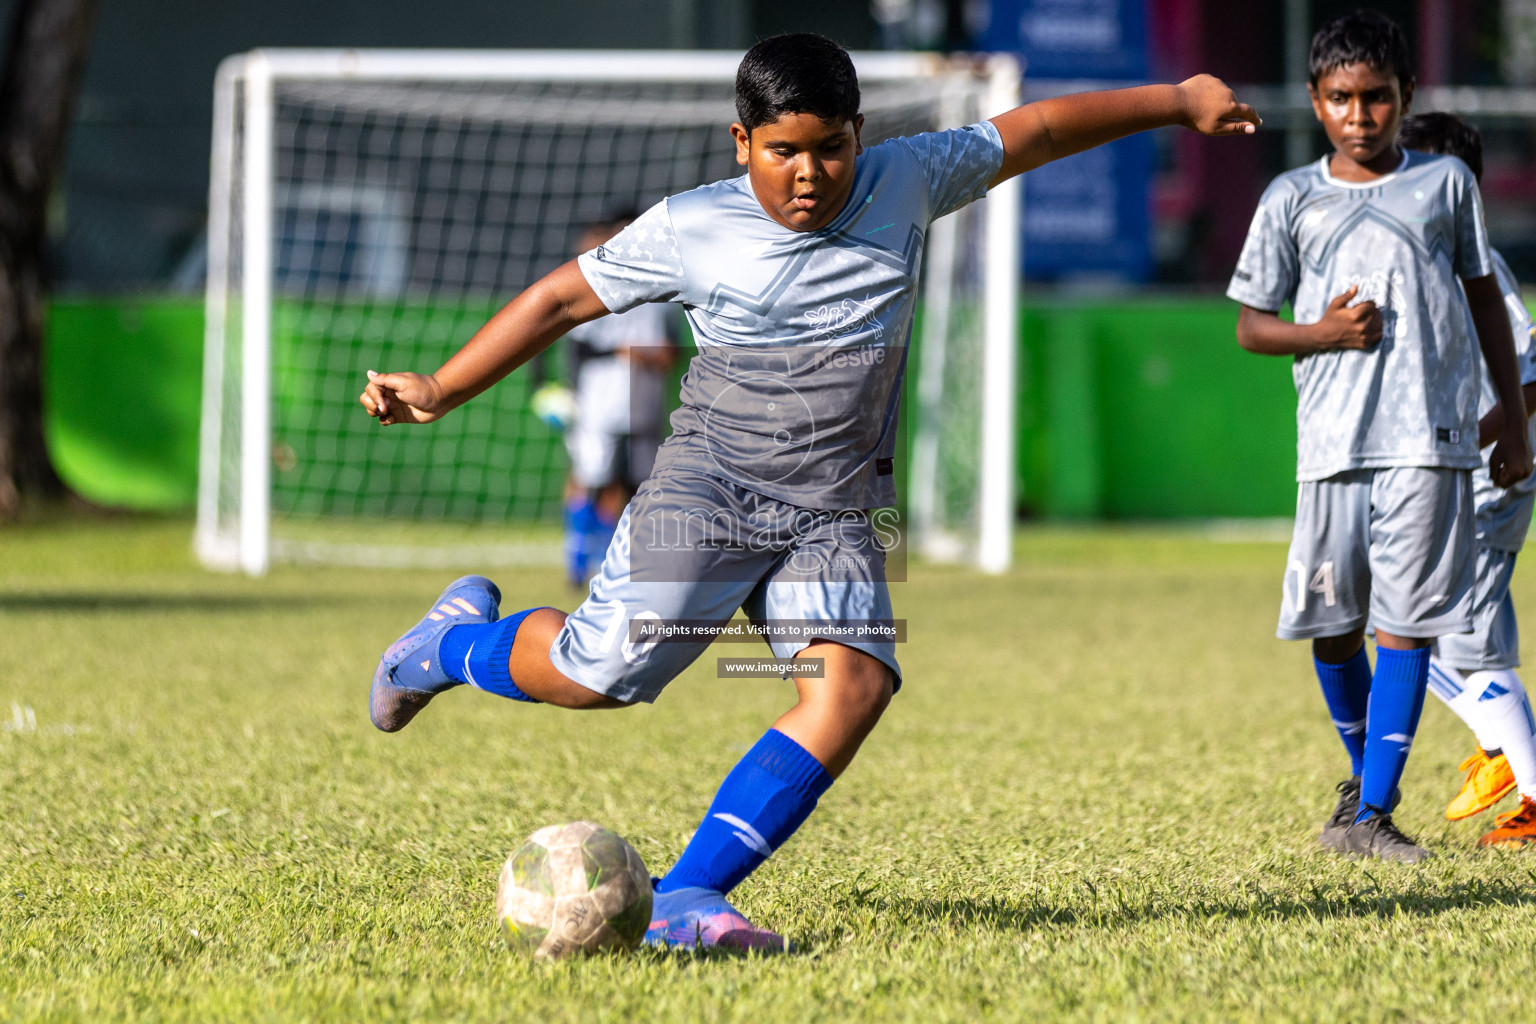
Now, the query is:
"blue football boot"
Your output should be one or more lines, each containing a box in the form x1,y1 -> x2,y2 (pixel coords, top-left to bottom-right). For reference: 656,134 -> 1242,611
369,575 -> 501,733
644,884 -> 788,953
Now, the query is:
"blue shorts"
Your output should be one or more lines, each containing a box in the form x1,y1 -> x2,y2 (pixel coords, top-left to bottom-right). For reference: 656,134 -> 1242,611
548,469 -> 901,703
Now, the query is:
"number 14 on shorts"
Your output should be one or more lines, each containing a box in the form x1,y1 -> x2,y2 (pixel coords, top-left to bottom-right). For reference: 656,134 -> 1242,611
1291,559 -> 1338,612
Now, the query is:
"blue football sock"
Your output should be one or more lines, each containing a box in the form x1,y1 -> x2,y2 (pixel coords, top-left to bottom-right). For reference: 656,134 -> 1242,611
437,608 -> 542,702
658,729 -> 833,896
1314,646 -> 1372,776
564,496 -> 599,583
586,506 -> 617,574
1356,645 -> 1431,823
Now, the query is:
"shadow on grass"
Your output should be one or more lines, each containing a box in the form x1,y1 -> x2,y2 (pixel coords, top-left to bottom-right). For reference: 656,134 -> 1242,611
0,592 -> 360,614
840,876 -> 1536,936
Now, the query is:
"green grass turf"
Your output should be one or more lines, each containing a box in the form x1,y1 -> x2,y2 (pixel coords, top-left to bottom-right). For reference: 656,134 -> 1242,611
5,517 -> 1536,1022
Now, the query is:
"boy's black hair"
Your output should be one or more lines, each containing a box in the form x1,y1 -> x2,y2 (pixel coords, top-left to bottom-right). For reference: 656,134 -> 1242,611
1309,9 -> 1414,89
735,33 -> 860,134
1398,112 -> 1483,182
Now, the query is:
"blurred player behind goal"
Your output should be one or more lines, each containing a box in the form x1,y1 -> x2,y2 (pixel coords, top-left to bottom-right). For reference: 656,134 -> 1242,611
550,212 -> 678,586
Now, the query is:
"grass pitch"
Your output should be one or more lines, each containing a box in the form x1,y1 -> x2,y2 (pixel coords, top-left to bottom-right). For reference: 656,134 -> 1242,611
5,517 -> 1536,1022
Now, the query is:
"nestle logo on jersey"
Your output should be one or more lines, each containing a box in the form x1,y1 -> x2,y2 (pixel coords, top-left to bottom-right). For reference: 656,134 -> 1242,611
810,343 -> 887,372
807,298 -> 883,342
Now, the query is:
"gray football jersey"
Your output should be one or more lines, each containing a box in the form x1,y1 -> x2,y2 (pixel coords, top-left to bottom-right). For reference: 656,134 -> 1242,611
1227,151 -> 1494,481
1471,249 -> 1536,551
577,121 -> 1005,510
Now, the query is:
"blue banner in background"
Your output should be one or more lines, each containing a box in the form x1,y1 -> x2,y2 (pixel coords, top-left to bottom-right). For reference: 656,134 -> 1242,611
981,0 -> 1147,78
981,0 -> 1153,281
1019,133 -> 1154,282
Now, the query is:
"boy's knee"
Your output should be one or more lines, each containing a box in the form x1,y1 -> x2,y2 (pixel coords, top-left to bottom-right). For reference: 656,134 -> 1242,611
806,646 -> 893,725
1313,631 -> 1366,664
842,672 -> 892,727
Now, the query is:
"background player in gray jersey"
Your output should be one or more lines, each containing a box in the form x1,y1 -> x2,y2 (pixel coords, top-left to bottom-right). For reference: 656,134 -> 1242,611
1398,113 -> 1536,849
1227,12 -> 1532,864
362,33 -> 1259,950
556,213 -> 678,587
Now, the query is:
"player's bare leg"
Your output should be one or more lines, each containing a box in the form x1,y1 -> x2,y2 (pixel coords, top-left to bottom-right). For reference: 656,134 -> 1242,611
507,608 -> 629,708
773,640 -> 894,777
1313,627 -> 1364,665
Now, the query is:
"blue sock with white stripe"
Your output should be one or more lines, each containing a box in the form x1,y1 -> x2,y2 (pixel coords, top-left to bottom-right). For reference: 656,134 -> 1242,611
1314,646 -> 1372,776
657,729 -> 833,896
1357,645 -> 1431,823
437,608 -> 542,702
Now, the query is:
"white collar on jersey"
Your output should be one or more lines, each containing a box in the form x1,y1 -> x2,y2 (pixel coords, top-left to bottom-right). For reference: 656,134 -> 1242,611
1319,148 -> 1411,189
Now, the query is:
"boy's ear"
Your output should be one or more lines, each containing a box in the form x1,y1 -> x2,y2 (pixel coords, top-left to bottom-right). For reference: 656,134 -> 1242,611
1400,78 -> 1415,116
853,113 -> 865,155
1306,81 -> 1323,123
730,122 -> 751,166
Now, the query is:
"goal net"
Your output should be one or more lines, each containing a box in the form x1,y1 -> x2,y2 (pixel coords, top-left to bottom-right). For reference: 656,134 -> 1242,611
196,50 -> 1019,575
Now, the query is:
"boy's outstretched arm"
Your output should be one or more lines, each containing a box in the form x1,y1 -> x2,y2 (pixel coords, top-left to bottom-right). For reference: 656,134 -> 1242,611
1465,273 -> 1534,487
359,260 -> 607,425
988,75 -> 1258,186
1235,285 -> 1383,356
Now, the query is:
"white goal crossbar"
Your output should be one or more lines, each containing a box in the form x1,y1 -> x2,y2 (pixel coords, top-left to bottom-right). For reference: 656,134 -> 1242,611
196,49 -> 1020,576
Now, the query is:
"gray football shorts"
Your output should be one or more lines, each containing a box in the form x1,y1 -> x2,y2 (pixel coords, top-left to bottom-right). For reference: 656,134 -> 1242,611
1434,547 -> 1520,671
1277,466 -> 1475,641
548,469 -> 901,703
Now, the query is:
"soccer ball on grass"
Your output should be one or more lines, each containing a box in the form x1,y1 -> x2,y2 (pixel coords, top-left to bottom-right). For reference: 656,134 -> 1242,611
496,821 -> 652,959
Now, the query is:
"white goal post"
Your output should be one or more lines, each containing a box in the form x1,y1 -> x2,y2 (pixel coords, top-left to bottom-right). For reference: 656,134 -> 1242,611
196,49 -> 1020,576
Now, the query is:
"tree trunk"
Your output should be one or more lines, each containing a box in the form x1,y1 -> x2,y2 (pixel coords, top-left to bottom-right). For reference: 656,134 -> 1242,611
0,0 -> 99,517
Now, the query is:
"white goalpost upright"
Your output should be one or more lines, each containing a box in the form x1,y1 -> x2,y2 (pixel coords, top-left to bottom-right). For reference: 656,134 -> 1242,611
196,49 -> 1020,576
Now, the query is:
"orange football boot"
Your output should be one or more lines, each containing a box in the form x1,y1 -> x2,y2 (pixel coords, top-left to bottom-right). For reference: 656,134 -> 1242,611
1446,749 -> 1516,820
1478,796 -> 1536,848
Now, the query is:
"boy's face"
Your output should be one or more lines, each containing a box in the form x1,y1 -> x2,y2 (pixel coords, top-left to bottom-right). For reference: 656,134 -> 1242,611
730,112 -> 864,232
1308,62 -> 1414,171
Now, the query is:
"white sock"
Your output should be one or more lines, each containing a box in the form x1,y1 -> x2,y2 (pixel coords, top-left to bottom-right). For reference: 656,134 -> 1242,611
1464,670 -> 1536,799
1429,657 -> 1502,751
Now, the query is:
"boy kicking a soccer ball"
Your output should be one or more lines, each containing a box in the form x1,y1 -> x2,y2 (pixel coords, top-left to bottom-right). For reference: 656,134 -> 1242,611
362,33 -> 1258,949
1397,112 -> 1536,848
1230,12 -> 1532,863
